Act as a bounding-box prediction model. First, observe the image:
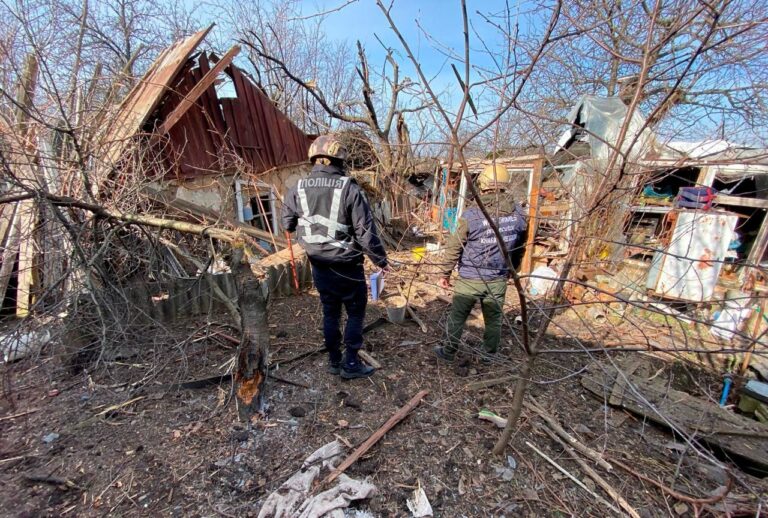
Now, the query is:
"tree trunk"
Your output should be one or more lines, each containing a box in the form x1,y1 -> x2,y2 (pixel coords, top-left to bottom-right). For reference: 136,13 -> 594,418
233,255 -> 269,422
492,355 -> 534,455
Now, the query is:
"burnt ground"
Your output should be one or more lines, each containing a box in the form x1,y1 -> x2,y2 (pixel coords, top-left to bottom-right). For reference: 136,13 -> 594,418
1,269 -> 767,517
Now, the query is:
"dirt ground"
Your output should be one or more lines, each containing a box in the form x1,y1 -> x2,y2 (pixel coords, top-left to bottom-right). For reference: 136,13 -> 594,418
2,268 -> 767,517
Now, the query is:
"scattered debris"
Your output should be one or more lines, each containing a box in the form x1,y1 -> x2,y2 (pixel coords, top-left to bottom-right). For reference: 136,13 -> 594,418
582,360 -> 768,473
406,482 -> 433,517
42,432 -> 60,444
478,408 -> 507,428
257,441 -> 376,518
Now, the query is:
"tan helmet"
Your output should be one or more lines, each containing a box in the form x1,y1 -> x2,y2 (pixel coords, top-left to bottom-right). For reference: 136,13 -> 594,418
478,163 -> 509,190
308,134 -> 348,163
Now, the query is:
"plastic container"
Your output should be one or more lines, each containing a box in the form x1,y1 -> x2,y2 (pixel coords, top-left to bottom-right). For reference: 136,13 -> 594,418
370,271 -> 384,300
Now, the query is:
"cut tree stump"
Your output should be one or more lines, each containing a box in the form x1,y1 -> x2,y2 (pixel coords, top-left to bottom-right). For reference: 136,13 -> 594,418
233,250 -> 269,421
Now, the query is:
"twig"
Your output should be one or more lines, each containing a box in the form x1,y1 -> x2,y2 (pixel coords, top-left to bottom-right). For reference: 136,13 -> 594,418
270,348 -> 324,368
539,425 -> 640,518
526,440 -> 621,514
465,375 -> 518,391
0,454 -> 37,465
321,389 -> 429,486
525,399 -> 613,471
0,408 -> 38,422
397,285 -> 428,333
611,456 -> 733,505
24,474 -> 84,491
358,350 -> 382,369
268,372 -> 310,389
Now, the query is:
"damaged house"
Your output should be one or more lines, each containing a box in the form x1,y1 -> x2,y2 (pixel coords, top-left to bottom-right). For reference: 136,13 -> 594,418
0,26 -> 318,317
546,94 -> 768,376
101,25 -> 314,253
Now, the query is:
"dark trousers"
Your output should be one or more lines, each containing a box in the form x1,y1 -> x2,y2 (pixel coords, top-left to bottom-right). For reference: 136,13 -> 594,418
446,278 -> 507,354
311,262 -> 367,352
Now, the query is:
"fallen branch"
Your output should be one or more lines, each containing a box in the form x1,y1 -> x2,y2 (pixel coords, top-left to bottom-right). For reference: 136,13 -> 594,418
321,389 -> 429,486
0,408 -> 38,422
24,474 -> 84,490
611,456 -> 733,506
16,191 -> 270,254
525,399 -> 613,471
538,425 -> 639,518
526,440 -> 621,515
358,350 -> 382,369
465,374 -> 518,391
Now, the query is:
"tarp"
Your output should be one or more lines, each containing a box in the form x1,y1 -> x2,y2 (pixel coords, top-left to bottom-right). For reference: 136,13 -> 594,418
557,95 -> 654,162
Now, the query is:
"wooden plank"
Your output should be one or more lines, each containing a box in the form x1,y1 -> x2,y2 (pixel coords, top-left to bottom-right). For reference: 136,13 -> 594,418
157,45 -> 240,135
696,166 -> 716,187
521,158 -> 543,275
581,361 -> 768,473
101,25 -> 213,166
0,206 -> 20,306
14,199 -> 36,316
714,194 -> 768,209
741,208 -> 768,287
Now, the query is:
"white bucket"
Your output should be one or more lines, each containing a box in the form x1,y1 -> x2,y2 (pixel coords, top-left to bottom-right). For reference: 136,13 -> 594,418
385,295 -> 407,323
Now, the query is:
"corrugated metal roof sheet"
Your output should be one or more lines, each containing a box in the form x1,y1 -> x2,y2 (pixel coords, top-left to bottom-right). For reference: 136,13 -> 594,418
148,52 -> 311,177
106,29 -> 311,178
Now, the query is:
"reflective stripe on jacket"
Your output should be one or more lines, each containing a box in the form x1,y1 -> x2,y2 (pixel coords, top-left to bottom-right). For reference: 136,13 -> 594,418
281,164 -> 388,267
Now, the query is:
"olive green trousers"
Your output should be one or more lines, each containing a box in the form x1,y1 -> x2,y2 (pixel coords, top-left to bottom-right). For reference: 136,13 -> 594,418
445,278 -> 507,355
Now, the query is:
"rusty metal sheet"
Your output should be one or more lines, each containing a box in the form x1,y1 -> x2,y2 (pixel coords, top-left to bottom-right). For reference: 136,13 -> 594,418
140,51 -> 310,178
101,25 -> 213,166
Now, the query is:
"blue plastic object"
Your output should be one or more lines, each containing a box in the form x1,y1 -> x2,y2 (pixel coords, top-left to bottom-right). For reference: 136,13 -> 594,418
719,375 -> 733,406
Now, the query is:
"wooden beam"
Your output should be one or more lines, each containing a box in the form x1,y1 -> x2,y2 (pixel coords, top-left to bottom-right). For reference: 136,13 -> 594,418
696,166 -> 715,187
521,158 -> 543,275
714,194 -> 768,210
15,200 -> 36,316
156,45 -> 240,135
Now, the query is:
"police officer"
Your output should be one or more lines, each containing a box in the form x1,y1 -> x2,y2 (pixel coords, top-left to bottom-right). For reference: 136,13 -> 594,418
282,135 -> 388,379
434,163 -> 527,362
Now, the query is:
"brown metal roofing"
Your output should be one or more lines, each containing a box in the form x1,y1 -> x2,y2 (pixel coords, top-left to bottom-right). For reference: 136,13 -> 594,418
147,51 -> 311,178
105,28 -> 311,178
100,26 -> 214,167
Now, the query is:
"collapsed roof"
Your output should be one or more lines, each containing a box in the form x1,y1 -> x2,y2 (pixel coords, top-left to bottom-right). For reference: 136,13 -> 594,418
100,25 -> 313,178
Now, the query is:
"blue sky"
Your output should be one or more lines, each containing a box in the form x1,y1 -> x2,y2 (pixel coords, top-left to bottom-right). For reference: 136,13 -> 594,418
292,0 -> 530,109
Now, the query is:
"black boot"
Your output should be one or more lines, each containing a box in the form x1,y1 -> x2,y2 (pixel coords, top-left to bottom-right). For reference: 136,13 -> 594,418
341,349 -> 375,379
327,348 -> 342,375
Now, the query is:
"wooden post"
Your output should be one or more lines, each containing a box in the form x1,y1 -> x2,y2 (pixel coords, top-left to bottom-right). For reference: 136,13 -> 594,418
521,157 -> 543,275
232,249 -> 269,421
11,53 -> 40,317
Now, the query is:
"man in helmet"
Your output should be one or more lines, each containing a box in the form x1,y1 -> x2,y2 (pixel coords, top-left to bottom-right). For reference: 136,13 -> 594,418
434,163 -> 527,362
282,135 -> 389,379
